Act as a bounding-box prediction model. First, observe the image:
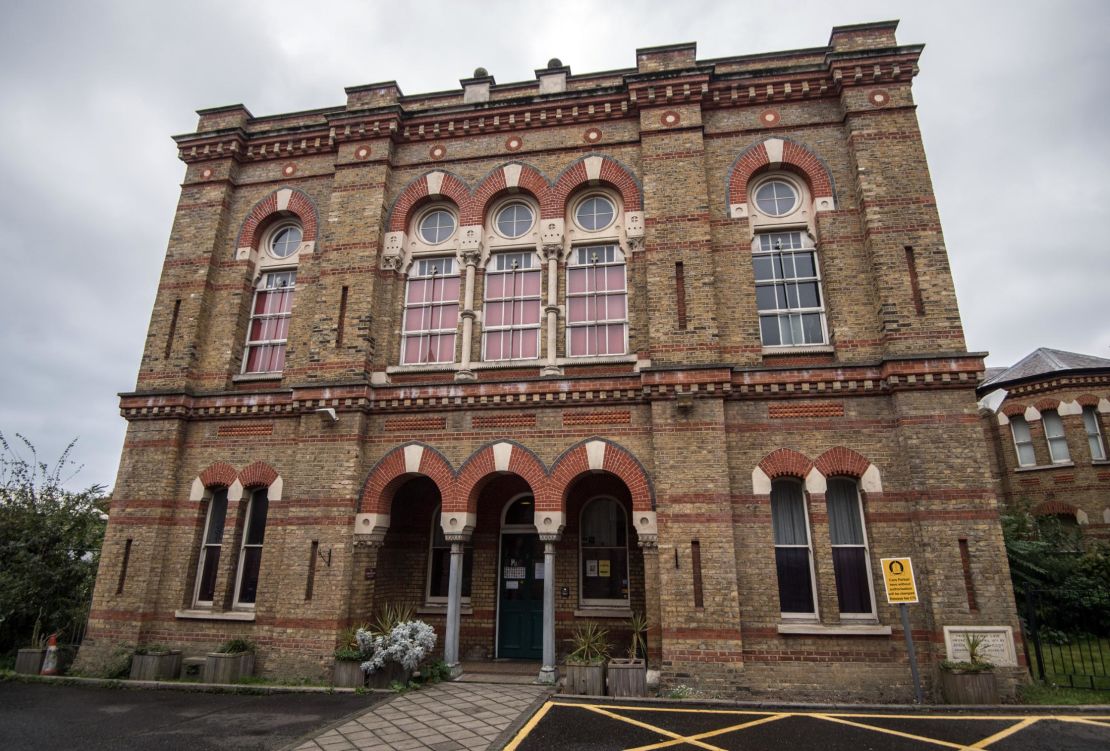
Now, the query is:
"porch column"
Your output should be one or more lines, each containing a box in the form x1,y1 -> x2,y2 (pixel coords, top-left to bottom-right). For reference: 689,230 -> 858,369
444,541 -> 465,677
539,538 -> 558,683
541,242 -> 562,376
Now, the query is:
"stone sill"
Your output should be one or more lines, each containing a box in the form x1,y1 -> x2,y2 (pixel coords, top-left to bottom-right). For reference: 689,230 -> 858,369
231,373 -> 283,383
386,354 -> 638,376
762,345 -> 834,356
417,604 -> 473,616
777,623 -> 891,637
574,608 -> 633,619
1015,462 -> 1075,473
175,609 -> 256,622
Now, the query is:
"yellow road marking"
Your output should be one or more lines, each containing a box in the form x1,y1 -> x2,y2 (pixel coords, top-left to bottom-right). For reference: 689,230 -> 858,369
502,700 -> 554,751
967,718 -> 1039,749
1056,716 -> 1110,729
576,704 -> 729,751
811,713 -> 972,750
549,701 -> 771,716
625,712 -> 789,751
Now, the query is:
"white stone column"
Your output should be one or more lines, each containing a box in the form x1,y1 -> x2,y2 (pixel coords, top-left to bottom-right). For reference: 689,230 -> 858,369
456,249 -> 479,381
444,541 -> 465,677
541,243 -> 562,377
539,538 -> 558,683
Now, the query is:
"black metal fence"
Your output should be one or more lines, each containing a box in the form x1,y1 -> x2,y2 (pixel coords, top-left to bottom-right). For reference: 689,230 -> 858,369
1020,587 -> 1110,691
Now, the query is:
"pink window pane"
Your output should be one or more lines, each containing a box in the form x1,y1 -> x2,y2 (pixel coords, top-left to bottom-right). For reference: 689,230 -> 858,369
253,291 -> 271,315
267,344 -> 287,371
567,268 -> 588,294
486,275 -> 505,299
483,332 -> 503,361
606,325 -> 625,354
519,331 -> 539,359
606,294 -> 627,321
273,290 -> 293,314
402,337 -> 422,364
567,297 -> 587,323
439,276 -> 461,301
520,300 -> 541,325
485,302 -> 504,327
520,271 -> 541,295
273,317 -> 289,340
406,279 -> 427,304
245,346 -> 265,372
569,327 -> 588,356
434,335 -> 456,362
435,303 -> 459,330
403,306 -> 426,333
607,267 -> 626,291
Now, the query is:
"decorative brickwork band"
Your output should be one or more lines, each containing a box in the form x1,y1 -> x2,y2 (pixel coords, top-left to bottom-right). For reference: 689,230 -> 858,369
813,446 -> 872,478
757,448 -> 814,480
726,137 -> 835,207
238,461 -> 279,489
198,462 -> 238,488
358,442 -> 456,515
235,187 -> 319,252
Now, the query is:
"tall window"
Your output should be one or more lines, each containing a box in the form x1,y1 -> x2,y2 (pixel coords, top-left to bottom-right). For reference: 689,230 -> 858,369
233,489 -> 269,607
194,488 -> 228,606
244,270 -> 296,373
1010,415 -> 1036,467
566,246 -> 628,357
580,498 -> 629,605
770,480 -> 816,616
427,505 -> 473,601
1083,406 -> 1107,461
402,258 -> 460,364
753,231 -> 827,347
483,252 -> 541,360
1042,410 -> 1071,464
826,479 -> 875,616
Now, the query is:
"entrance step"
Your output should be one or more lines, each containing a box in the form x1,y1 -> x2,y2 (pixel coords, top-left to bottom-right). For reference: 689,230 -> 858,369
455,659 -> 550,685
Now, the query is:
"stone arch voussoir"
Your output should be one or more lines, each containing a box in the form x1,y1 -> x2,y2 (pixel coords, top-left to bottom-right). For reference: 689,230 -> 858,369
199,462 -> 238,488
235,187 -> 319,254
549,438 -> 655,512
757,448 -> 814,481
813,447 -> 872,479
358,442 -> 456,515
726,137 -> 835,209
544,154 -> 642,219
468,162 -> 551,226
453,440 -> 549,514
386,170 -> 473,233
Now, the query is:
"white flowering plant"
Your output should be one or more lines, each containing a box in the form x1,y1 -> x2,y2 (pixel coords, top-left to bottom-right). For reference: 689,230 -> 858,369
357,620 -> 437,674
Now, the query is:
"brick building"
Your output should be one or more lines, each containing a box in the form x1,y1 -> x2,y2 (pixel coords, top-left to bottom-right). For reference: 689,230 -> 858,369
978,348 -> 1110,538
77,21 -> 1026,700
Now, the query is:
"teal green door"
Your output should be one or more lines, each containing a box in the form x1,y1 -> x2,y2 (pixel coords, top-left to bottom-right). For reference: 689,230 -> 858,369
497,533 -> 544,659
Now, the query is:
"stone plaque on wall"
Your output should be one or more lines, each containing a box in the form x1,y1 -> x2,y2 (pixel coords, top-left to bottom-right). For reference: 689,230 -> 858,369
942,626 -> 1017,667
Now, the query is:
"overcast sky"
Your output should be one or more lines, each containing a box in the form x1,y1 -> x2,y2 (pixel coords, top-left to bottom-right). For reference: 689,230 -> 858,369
1,0 -> 1107,490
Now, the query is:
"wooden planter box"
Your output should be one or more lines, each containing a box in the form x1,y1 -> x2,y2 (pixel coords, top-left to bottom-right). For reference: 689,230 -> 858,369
15,648 -> 45,675
940,669 -> 999,704
203,652 -> 255,684
565,662 -> 607,696
130,651 -> 182,681
366,662 -> 409,689
333,660 -> 366,688
607,658 -> 647,697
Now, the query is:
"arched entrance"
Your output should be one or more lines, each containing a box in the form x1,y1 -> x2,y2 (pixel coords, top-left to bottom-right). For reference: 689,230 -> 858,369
497,494 -> 543,658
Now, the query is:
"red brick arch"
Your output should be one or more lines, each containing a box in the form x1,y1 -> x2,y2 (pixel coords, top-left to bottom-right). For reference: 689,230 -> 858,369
726,138 -> 834,207
545,155 -> 642,219
236,188 -> 319,252
239,461 -> 279,489
358,442 -> 456,515
468,163 -> 551,226
1034,398 -> 1061,411
453,441 -> 549,514
813,447 -> 872,479
1001,402 -> 1028,417
1076,394 -> 1101,407
757,448 -> 814,480
198,462 -> 238,488
387,171 -> 473,232
549,438 -> 654,512
1032,500 -> 1079,518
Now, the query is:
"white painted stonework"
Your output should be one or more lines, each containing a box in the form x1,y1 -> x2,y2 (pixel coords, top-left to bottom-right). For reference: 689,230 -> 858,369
533,510 -> 565,540
633,510 -> 658,540
586,440 -> 606,470
752,466 -> 771,495
805,467 -> 826,494
1076,509 -> 1089,525
492,442 -> 513,471
440,511 -> 477,540
943,626 -> 1017,667
540,219 -> 564,248
228,479 -> 244,503
584,155 -> 604,181
1099,398 -> 1110,413
276,188 -> 292,211
1024,406 -> 1042,422
996,413 -> 1010,426
729,203 -> 748,219
624,211 -> 645,241
861,464 -> 883,493
503,164 -> 522,188
189,477 -> 205,502
764,138 -> 785,166
353,512 -> 390,543
426,171 -> 445,196
404,444 -> 425,474
268,475 -> 283,501
1058,400 -> 1082,416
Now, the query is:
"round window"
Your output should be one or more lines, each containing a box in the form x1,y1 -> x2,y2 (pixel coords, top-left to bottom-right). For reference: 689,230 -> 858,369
269,224 -> 302,258
418,209 -> 456,244
753,180 -> 798,217
495,202 -> 534,239
575,195 -> 616,232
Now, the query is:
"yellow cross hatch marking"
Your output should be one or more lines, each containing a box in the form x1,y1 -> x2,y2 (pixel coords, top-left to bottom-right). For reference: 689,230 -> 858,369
576,704 -> 729,751
810,713 -> 973,750
624,712 -> 789,751
967,718 -> 1040,749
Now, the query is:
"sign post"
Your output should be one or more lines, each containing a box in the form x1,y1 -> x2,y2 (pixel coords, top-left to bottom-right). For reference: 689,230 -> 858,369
881,557 -> 923,704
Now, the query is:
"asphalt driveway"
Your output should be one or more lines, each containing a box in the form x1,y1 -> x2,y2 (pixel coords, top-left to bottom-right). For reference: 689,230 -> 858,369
0,681 -> 382,751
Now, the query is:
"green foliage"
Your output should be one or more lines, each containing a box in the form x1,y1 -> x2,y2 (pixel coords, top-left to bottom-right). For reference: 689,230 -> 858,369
666,684 -> 696,699
217,638 -> 256,655
370,602 -> 415,637
334,623 -> 371,661
419,659 -> 451,684
567,621 -> 610,665
627,611 -> 649,660
1020,681 -> 1108,705
0,433 -> 107,658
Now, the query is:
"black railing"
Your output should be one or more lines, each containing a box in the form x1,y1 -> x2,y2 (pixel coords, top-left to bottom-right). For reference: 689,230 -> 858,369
1021,587 -> 1110,691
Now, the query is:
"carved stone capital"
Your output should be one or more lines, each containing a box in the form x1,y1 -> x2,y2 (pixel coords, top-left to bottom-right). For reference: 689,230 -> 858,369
539,219 -> 564,250
440,511 -> 476,542
633,510 -> 658,543
353,512 -> 390,545
458,225 -> 483,257
626,236 -> 645,253
533,510 -> 565,541
624,211 -> 645,240
637,537 -> 659,551
542,242 -> 563,261
381,253 -> 404,272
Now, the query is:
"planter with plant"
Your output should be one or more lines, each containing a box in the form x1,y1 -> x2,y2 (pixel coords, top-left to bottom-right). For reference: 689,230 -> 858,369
15,619 -> 47,675
608,612 -> 648,697
939,632 -> 998,704
332,624 -> 371,688
358,616 -> 436,689
129,645 -> 182,681
565,621 -> 610,696
204,638 -> 256,684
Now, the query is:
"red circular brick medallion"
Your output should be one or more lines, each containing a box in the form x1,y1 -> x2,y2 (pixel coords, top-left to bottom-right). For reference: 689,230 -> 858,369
869,89 -> 890,107
282,163 -> 297,177
583,127 -> 603,144
429,144 -> 447,160
355,146 -> 370,159
505,135 -> 523,152
201,168 -> 213,179
759,109 -> 780,126
660,110 -> 681,126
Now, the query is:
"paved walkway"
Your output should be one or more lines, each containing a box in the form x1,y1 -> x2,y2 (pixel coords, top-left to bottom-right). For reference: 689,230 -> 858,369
293,681 -> 552,751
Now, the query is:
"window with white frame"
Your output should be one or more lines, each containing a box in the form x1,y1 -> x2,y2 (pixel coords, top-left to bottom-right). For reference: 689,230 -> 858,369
826,478 -> 875,617
1010,415 -> 1036,467
753,231 -> 827,347
401,257 -> 460,365
566,246 -> 628,357
417,208 -> 457,245
494,202 -> 535,239
579,497 -> 629,605
244,270 -> 296,373
233,488 -> 269,607
483,252 -> 542,361
267,222 -> 302,259
1083,406 -> 1107,461
427,505 -> 473,602
194,488 -> 228,606
770,480 -> 817,616
1042,410 -> 1071,464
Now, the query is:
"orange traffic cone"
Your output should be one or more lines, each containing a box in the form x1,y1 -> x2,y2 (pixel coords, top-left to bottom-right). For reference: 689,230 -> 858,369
40,633 -> 60,676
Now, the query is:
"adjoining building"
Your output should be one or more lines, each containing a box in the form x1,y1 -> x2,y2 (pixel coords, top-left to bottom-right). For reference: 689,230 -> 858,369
978,347 -> 1110,538
77,21 -> 1026,700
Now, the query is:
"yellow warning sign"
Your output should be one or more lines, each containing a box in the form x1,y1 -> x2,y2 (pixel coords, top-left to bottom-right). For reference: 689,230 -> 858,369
880,557 -> 918,604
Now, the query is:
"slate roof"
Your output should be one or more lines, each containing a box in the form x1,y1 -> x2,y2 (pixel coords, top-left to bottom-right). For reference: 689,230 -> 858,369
978,347 -> 1110,393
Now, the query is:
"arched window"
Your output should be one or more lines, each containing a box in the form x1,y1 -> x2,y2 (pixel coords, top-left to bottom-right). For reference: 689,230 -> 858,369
1042,410 -> 1071,464
826,478 -> 876,617
579,497 -> 629,606
770,479 -> 816,617
193,487 -> 228,607
1083,406 -> 1107,461
427,504 -> 473,602
233,488 -> 269,607
1009,415 -> 1036,467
